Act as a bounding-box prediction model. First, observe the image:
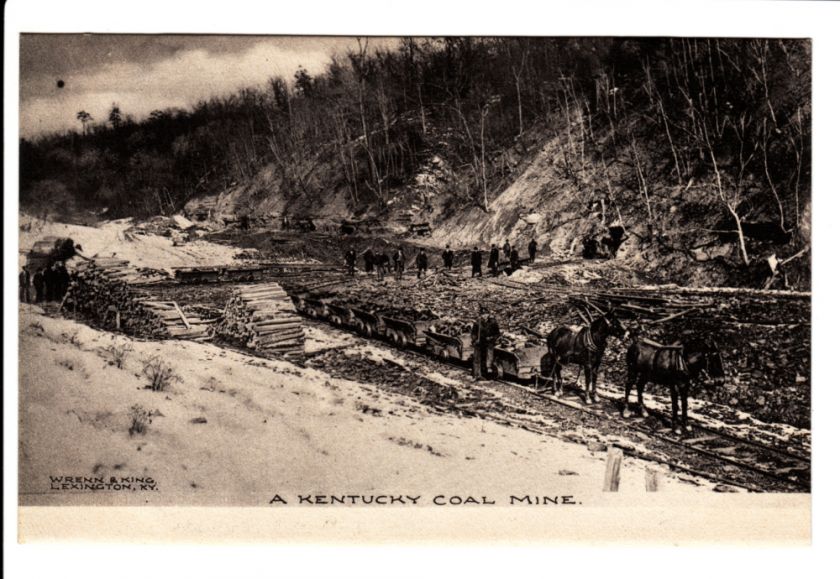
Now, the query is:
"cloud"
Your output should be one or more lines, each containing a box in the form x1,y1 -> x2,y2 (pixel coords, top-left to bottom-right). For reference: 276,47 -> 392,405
20,40 -> 339,137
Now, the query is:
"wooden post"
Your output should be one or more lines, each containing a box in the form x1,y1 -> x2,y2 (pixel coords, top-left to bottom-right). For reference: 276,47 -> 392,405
645,466 -> 660,492
603,447 -> 623,492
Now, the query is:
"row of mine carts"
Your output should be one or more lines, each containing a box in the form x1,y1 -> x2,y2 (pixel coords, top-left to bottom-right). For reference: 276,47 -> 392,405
172,264 -> 306,284
291,294 -> 548,381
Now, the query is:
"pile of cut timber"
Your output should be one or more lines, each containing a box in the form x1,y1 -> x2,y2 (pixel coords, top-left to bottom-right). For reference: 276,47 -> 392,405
68,260 -> 195,338
215,283 -> 304,359
136,300 -> 213,340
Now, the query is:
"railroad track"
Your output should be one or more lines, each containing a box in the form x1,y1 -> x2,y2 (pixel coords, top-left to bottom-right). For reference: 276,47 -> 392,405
492,379 -> 810,491
289,311 -> 810,493
141,266 -> 810,492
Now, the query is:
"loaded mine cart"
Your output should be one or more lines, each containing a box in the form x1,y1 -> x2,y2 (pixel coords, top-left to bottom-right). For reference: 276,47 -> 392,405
493,343 -> 550,382
381,315 -> 437,348
222,265 -> 266,282
173,266 -> 220,284
324,301 -> 355,327
348,306 -> 384,337
424,329 -> 473,362
297,296 -> 330,319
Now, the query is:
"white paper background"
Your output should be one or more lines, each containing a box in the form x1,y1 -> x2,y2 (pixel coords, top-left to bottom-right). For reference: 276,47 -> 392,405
5,0 -> 837,576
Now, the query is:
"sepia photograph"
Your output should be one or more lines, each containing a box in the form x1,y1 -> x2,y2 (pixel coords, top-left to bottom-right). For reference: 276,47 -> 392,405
8,1 -> 833,561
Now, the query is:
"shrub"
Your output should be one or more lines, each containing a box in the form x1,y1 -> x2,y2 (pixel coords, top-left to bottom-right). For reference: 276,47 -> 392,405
62,331 -> 82,347
129,404 -> 153,436
104,343 -> 133,369
141,356 -> 183,392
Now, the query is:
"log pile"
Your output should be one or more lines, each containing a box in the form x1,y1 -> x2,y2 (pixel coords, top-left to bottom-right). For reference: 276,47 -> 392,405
67,261 -> 200,339
215,283 -> 304,359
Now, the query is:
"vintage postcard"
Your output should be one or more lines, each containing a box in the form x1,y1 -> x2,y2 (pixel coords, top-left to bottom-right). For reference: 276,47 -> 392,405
12,20 -> 818,550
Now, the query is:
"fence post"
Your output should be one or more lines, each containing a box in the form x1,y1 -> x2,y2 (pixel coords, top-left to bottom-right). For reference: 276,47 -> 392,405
645,466 -> 660,492
603,447 -> 623,492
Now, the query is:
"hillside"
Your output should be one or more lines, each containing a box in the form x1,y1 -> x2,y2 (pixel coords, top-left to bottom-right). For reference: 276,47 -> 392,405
19,38 -> 811,289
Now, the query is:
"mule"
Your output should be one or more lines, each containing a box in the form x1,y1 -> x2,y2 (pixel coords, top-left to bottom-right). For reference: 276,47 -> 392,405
544,309 -> 627,404
623,337 -> 725,435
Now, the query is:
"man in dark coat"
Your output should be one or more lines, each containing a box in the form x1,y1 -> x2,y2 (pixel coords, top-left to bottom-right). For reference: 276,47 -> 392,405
55,262 -> 70,299
442,245 -> 454,270
416,249 -> 428,279
19,266 -> 31,303
376,252 -> 387,281
394,248 -> 406,281
345,249 -> 357,276
509,247 -> 520,272
488,244 -> 500,276
362,248 -> 375,274
503,240 -> 511,259
33,268 -> 45,303
44,264 -> 57,301
471,308 -> 501,379
470,247 -> 482,277
528,238 -> 538,263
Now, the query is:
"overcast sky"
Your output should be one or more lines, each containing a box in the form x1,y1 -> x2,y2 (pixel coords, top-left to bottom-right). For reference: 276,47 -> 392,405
19,35 -> 397,138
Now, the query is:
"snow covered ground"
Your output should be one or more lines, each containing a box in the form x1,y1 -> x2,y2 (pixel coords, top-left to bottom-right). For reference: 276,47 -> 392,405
18,216 -> 240,272
18,306 -> 711,506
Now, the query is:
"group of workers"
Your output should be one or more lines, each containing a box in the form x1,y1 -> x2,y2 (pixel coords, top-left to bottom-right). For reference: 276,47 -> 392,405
19,262 -> 71,304
346,247 -> 431,280
470,238 -> 538,277
344,237 -> 539,282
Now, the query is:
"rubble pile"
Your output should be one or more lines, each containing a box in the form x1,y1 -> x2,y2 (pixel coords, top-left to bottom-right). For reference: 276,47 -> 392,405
215,283 -> 304,359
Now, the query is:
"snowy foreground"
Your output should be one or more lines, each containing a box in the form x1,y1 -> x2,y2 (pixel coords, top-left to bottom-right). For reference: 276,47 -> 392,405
18,306 -> 712,507
18,218 -> 713,506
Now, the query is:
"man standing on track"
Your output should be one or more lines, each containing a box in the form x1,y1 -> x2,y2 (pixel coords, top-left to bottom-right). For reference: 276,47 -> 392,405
471,307 -> 501,380
416,248 -> 428,279
488,244 -> 500,276
470,247 -> 483,278
394,247 -> 406,280
345,249 -> 357,277
528,238 -> 538,263
442,245 -> 454,270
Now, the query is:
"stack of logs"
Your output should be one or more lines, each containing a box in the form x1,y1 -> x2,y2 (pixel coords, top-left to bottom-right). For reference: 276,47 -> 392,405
136,300 -> 214,340
214,283 -> 304,359
68,260 -> 171,338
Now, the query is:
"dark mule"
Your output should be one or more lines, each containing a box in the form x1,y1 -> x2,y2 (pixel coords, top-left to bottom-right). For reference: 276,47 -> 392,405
623,337 -> 725,434
544,309 -> 626,404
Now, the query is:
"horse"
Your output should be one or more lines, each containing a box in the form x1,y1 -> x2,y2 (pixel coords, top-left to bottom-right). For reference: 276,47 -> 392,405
544,308 -> 627,404
623,337 -> 725,435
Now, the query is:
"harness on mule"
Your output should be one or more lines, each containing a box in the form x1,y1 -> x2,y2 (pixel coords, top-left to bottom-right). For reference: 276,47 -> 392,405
580,327 -> 599,353
640,338 -> 688,374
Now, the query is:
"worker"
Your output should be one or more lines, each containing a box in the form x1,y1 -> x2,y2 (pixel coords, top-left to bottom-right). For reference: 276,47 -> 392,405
19,266 -> 31,303
528,238 -> 538,263
510,247 -> 520,273
442,245 -> 454,270
33,267 -> 45,303
44,263 -> 56,301
416,249 -> 428,279
375,252 -> 387,281
471,307 -> 501,380
345,249 -> 357,277
503,239 -> 511,259
470,247 -> 483,278
56,261 -> 70,299
488,244 -> 500,276
362,247 -> 375,274
394,247 -> 406,281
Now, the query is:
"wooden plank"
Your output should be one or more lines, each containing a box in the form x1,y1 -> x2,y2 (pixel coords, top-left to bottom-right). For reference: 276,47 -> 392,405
172,302 -> 191,329
603,447 -> 623,492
